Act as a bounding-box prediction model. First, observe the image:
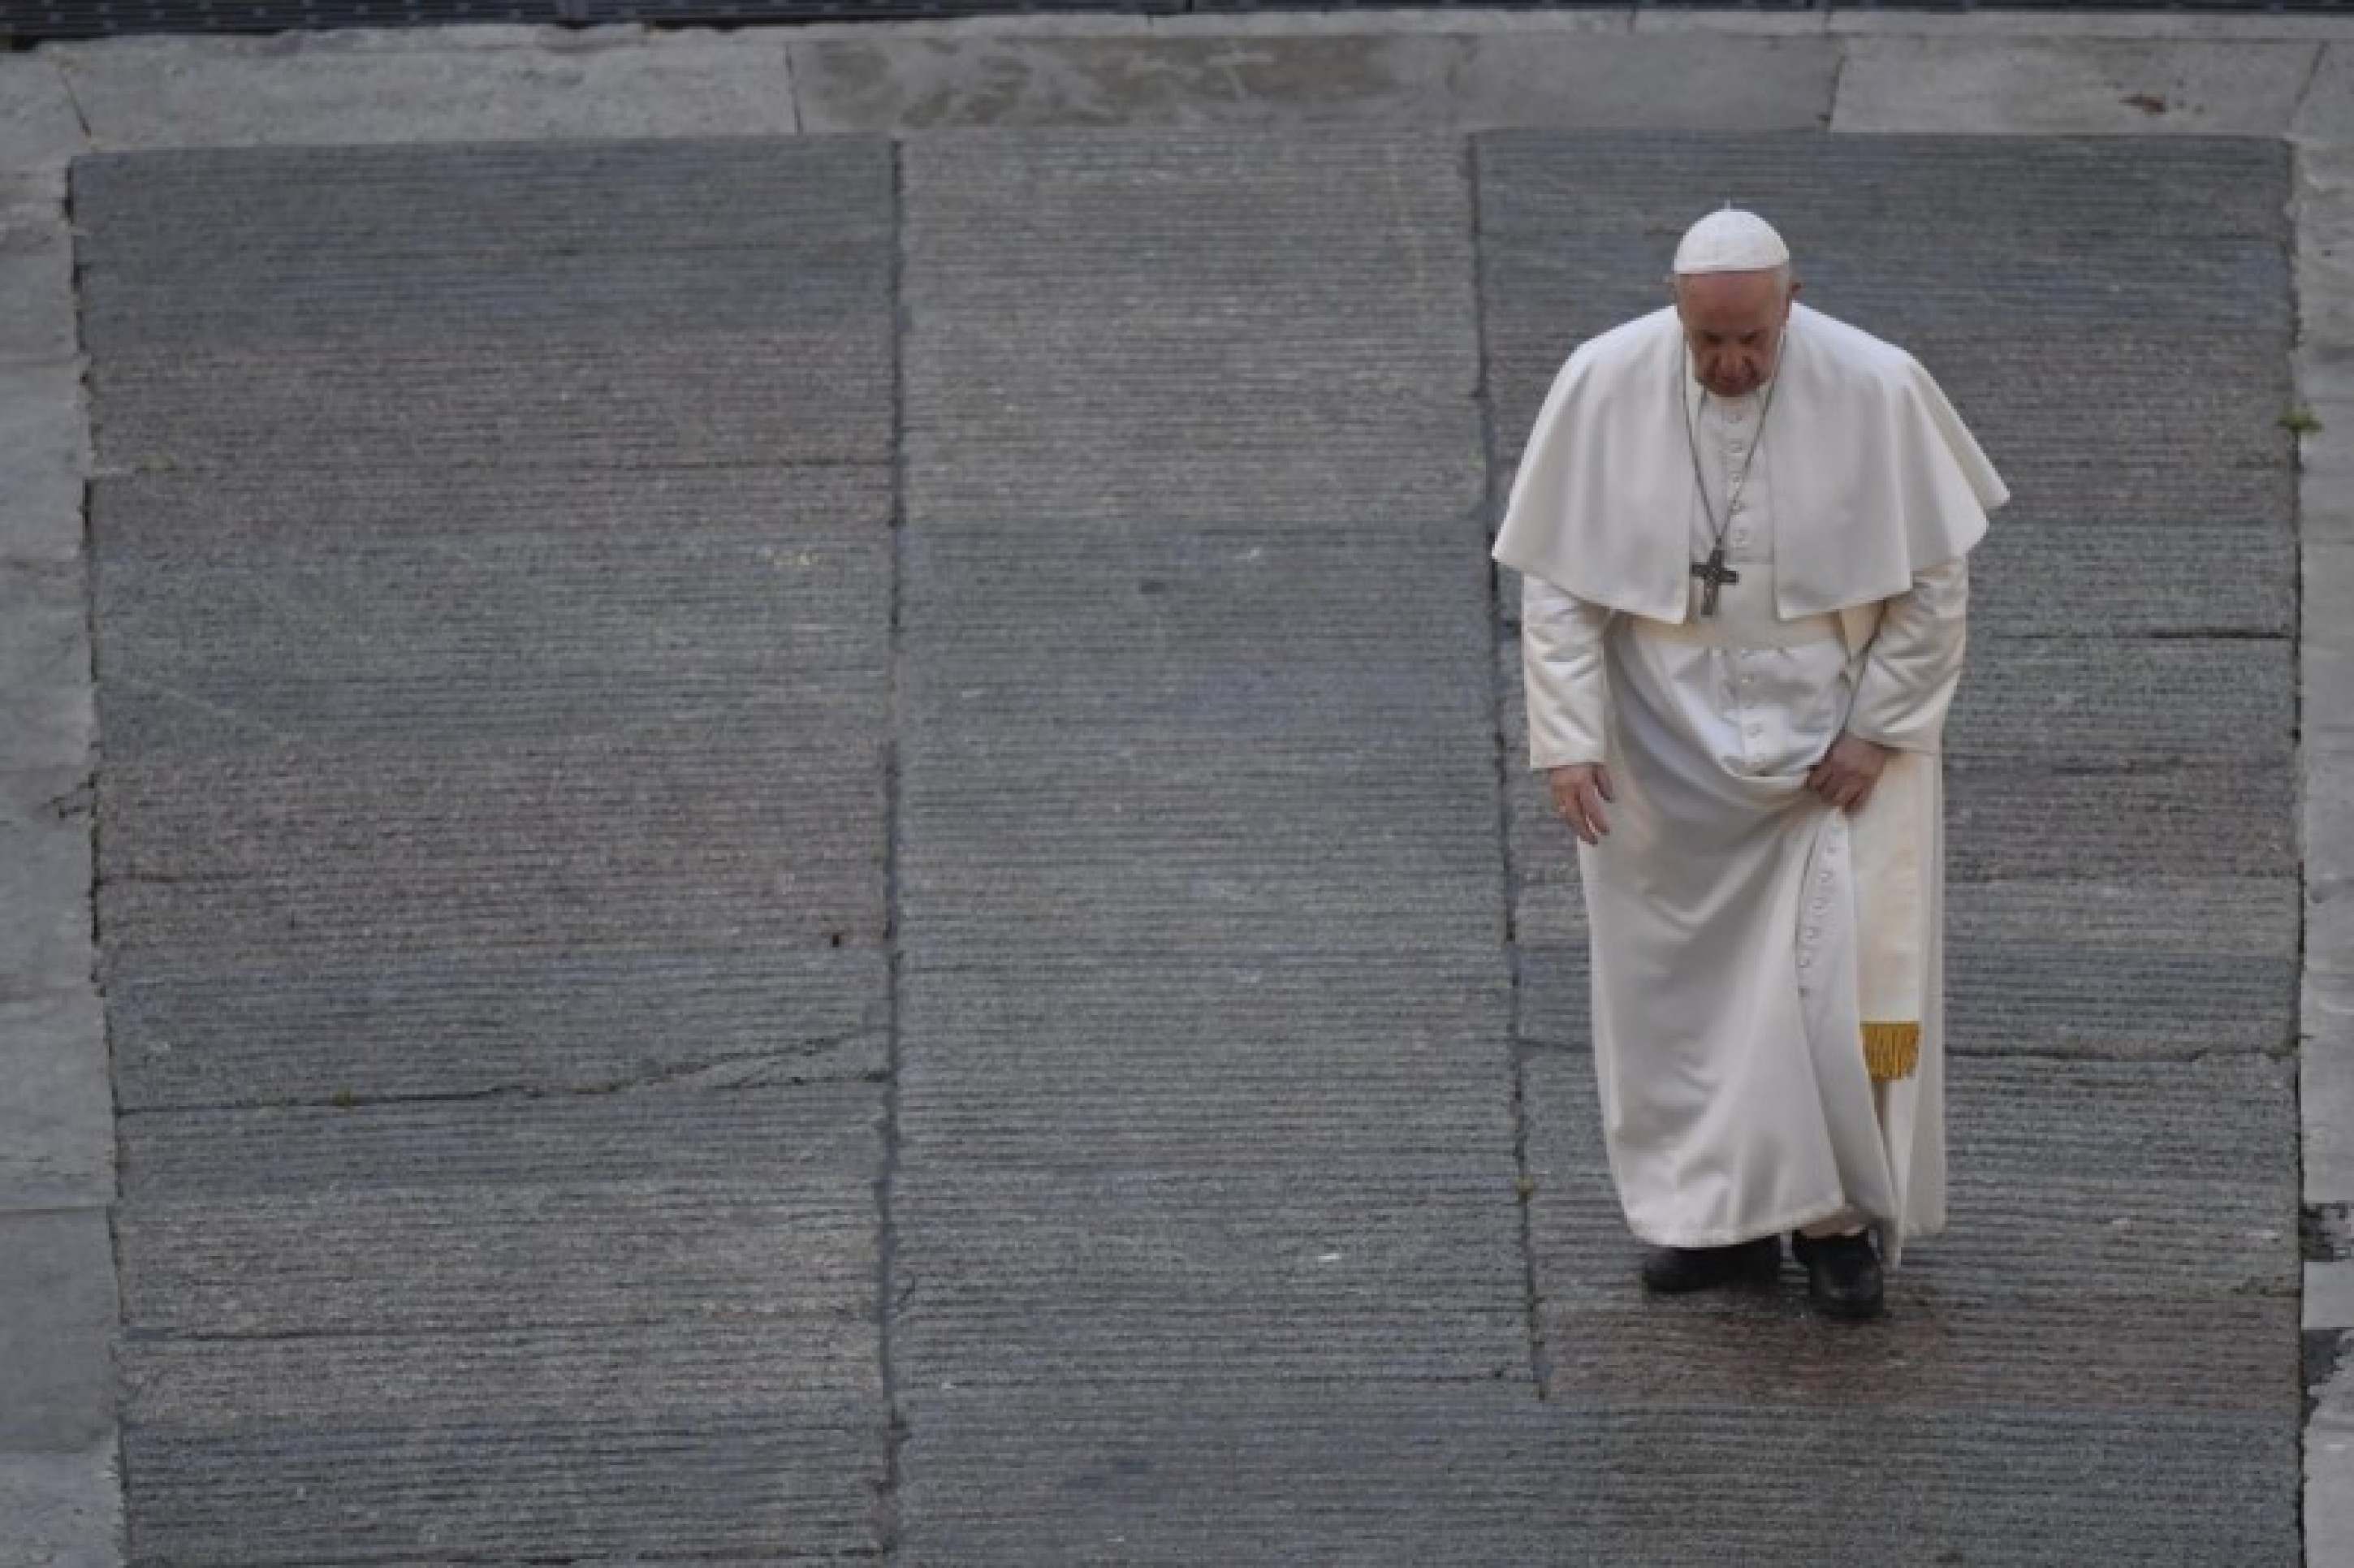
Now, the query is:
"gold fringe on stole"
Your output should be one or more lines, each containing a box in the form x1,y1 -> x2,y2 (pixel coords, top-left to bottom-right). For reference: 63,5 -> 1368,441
1862,1020 -> 1921,1082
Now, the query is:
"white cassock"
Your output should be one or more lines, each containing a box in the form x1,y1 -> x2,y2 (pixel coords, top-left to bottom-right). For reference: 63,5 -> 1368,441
1493,302 -> 2006,1264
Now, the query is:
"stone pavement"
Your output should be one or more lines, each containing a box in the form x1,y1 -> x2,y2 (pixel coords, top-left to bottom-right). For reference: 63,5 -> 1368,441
0,8 -> 2347,1565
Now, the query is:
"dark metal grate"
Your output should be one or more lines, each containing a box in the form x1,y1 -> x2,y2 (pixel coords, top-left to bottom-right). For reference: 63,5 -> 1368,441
4,0 -> 2349,46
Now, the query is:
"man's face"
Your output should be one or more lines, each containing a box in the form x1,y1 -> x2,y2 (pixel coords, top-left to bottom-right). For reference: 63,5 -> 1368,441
1674,268 -> 1796,398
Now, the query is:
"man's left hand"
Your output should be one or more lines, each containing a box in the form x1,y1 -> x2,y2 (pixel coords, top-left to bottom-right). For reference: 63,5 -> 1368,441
1808,733 -> 1892,813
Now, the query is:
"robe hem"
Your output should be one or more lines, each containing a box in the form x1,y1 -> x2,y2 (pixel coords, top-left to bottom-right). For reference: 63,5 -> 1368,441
1626,1194 -> 1866,1252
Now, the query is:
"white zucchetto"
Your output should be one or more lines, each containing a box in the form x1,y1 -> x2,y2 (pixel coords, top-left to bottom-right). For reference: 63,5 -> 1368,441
1672,207 -> 1790,274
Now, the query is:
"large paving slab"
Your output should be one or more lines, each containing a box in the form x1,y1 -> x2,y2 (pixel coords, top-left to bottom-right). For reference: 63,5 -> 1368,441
1524,1047 -> 2300,1562
87,466 -> 892,1108
113,1084 -> 881,1562
44,29 -> 801,149
76,138 -> 898,1562
894,132 -> 1527,1540
74,141 -> 892,476
892,518 -> 1531,1546
793,27 -> 1839,135
901,129 -> 1484,529
1833,35 -> 2322,137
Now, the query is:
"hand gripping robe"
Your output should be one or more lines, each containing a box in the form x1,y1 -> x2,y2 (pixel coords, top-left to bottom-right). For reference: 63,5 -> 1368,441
1492,302 -> 2006,1263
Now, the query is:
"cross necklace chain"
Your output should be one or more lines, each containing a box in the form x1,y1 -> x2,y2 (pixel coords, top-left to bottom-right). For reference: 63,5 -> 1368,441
1682,353 -> 1782,617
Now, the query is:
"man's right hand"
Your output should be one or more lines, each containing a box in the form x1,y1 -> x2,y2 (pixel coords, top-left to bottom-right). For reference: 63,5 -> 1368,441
1547,762 -> 1615,846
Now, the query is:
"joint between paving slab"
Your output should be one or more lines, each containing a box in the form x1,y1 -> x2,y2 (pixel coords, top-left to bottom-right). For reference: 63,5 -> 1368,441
50,56 -> 93,149
37,145 -> 124,1566
1466,133 -> 1551,1405
2292,41 -> 2331,136
874,135 -> 908,1564
781,28 -> 803,136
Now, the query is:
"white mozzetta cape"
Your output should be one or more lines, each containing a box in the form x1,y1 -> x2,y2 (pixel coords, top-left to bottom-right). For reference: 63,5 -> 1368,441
1492,303 -> 2007,623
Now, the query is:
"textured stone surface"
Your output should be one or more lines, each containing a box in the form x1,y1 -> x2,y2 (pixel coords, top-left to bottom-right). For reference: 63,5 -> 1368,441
893,523 -> 1526,1421
892,471 -> 1525,1536
1944,637 -> 2294,765
0,1445 -> 120,1568
0,1210 -> 116,1452
1455,32 -> 1836,132
0,990 -> 110,1207
2296,43 -> 2354,145
0,362 -> 89,566
0,771 -> 92,999
1834,38 -> 2321,136
0,559 -> 92,772
898,1380 -> 1584,1563
74,141 -> 892,476
1524,1049 -> 2300,1560
1963,520 -> 2296,640
0,193 -> 76,369
901,132 -> 1483,529
115,1082 -> 879,1333
2313,1261 -> 2354,1330
797,32 -> 1462,130
80,140 -> 896,1563
2309,816 -> 2354,1205
0,58 -> 88,172
797,32 -> 1835,134
118,1323 -> 879,1564
49,32 -> 797,149
2317,1360 -> 2354,1568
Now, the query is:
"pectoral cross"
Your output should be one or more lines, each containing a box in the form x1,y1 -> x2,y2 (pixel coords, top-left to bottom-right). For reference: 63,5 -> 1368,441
1691,546 -> 1740,617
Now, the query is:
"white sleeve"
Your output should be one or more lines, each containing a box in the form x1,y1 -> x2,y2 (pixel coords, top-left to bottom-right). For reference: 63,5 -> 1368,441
1519,572 -> 1615,771
1846,556 -> 1970,754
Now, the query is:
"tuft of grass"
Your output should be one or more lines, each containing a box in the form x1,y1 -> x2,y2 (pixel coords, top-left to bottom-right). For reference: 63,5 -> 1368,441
2282,407 -> 2325,435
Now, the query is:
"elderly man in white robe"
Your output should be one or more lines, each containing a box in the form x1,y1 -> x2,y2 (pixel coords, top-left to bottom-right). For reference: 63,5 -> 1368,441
1493,209 -> 2006,1321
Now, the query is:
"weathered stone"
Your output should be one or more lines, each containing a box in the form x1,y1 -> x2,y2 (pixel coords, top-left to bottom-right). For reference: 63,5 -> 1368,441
119,1323 -> 880,1564
1478,132 -> 2295,538
0,780 -> 90,1000
0,1445 -> 119,1568
901,132 -> 1482,528
0,57 -> 88,173
1945,636 -> 2293,767
796,26 -> 1837,134
1455,32 -> 1838,132
2311,971 -> 2354,1207
2314,1324 -> 2354,1568
0,1210 -> 115,1453
0,989 -> 110,1208
50,32 -> 795,150
2294,42 -> 2354,145
1524,1047 -> 2298,1558
0,197 -> 76,366
795,32 -> 1462,132
0,362 -> 87,566
0,558 -> 91,774
1834,38 -> 2319,136
72,140 -> 895,475
2310,1261 -> 2354,1331
80,138 -> 899,1564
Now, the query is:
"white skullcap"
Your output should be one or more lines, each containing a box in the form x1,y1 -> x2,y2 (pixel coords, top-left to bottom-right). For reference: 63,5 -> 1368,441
1673,206 -> 1790,274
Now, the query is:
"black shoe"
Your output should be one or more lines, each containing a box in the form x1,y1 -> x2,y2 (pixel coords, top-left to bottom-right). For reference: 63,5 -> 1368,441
1639,1235 -> 1782,1294
1790,1228 -> 1885,1320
